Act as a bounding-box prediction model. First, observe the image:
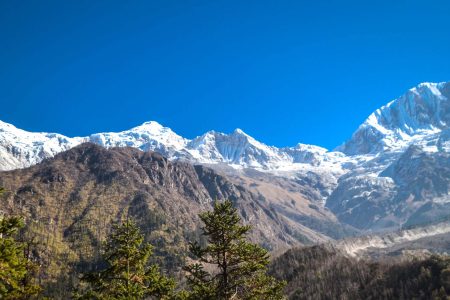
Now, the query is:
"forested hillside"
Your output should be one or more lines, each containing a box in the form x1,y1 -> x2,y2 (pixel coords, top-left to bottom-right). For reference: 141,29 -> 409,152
0,143 -> 302,297
269,245 -> 450,299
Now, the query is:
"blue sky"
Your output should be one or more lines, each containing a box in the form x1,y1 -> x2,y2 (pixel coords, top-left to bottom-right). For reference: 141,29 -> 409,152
1,0 -> 449,149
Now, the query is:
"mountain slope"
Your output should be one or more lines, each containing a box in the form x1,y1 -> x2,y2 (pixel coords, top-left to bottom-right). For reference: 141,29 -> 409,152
0,143 -> 345,295
337,220 -> 450,257
269,244 -> 450,299
326,82 -> 450,231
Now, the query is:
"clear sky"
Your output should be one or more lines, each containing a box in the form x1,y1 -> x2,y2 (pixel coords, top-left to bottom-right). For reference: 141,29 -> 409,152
1,0 -> 449,149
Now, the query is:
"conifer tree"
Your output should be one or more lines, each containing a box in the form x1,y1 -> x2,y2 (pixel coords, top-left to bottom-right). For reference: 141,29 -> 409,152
0,215 -> 41,299
76,219 -> 175,299
183,200 -> 285,300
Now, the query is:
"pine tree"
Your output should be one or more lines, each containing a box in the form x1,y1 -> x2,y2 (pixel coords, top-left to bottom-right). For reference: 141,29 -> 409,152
183,200 -> 286,300
0,215 -> 41,299
76,220 -> 175,299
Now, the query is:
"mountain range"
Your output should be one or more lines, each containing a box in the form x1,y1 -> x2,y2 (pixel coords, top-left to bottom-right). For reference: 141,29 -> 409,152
1,81 -> 450,236
2,81 -> 450,297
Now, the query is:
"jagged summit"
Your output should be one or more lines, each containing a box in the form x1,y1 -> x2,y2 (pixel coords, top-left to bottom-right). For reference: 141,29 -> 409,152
415,81 -> 448,89
140,120 -> 162,126
0,118 -> 345,171
131,120 -> 167,132
337,81 -> 450,155
88,120 -> 188,152
232,128 -> 248,135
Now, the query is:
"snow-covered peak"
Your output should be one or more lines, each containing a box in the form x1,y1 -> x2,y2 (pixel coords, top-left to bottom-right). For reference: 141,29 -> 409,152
0,119 -> 350,173
0,120 -> 190,171
232,128 -> 246,135
8,80 -> 448,173
0,120 -> 83,147
183,128 -> 351,172
0,120 -> 16,131
0,120 -> 44,136
0,121 -> 83,170
88,121 -> 188,152
338,81 -> 450,155
290,143 -> 328,153
415,81 -> 448,91
132,121 -> 165,131
3,81 -> 448,173
186,128 -> 283,168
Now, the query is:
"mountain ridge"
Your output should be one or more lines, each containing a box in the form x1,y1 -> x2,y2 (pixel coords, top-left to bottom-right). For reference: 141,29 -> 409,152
1,81 -> 450,234
0,115 -> 349,172
2,82 -> 449,173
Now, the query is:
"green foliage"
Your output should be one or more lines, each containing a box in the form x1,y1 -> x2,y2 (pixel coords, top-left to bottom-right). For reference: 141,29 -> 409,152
75,220 -> 175,299
183,200 -> 286,299
0,215 -> 41,299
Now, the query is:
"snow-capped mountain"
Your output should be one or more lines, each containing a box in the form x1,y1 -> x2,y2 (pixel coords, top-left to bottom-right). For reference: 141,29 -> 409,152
185,128 -> 350,171
88,121 -> 188,152
338,82 -> 450,155
0,120 -> 84,171
1,81 -> 450,235
186,128 -> 285,168
0,119 -> 349,172
327,82 -> 450,232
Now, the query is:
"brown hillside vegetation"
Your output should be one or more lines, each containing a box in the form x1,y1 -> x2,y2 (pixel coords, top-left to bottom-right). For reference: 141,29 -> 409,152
269,244 -> 450,299
0,143 -> 307,297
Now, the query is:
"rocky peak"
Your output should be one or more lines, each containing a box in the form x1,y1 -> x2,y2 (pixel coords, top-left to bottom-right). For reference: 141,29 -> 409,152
338,81 -> 450,155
